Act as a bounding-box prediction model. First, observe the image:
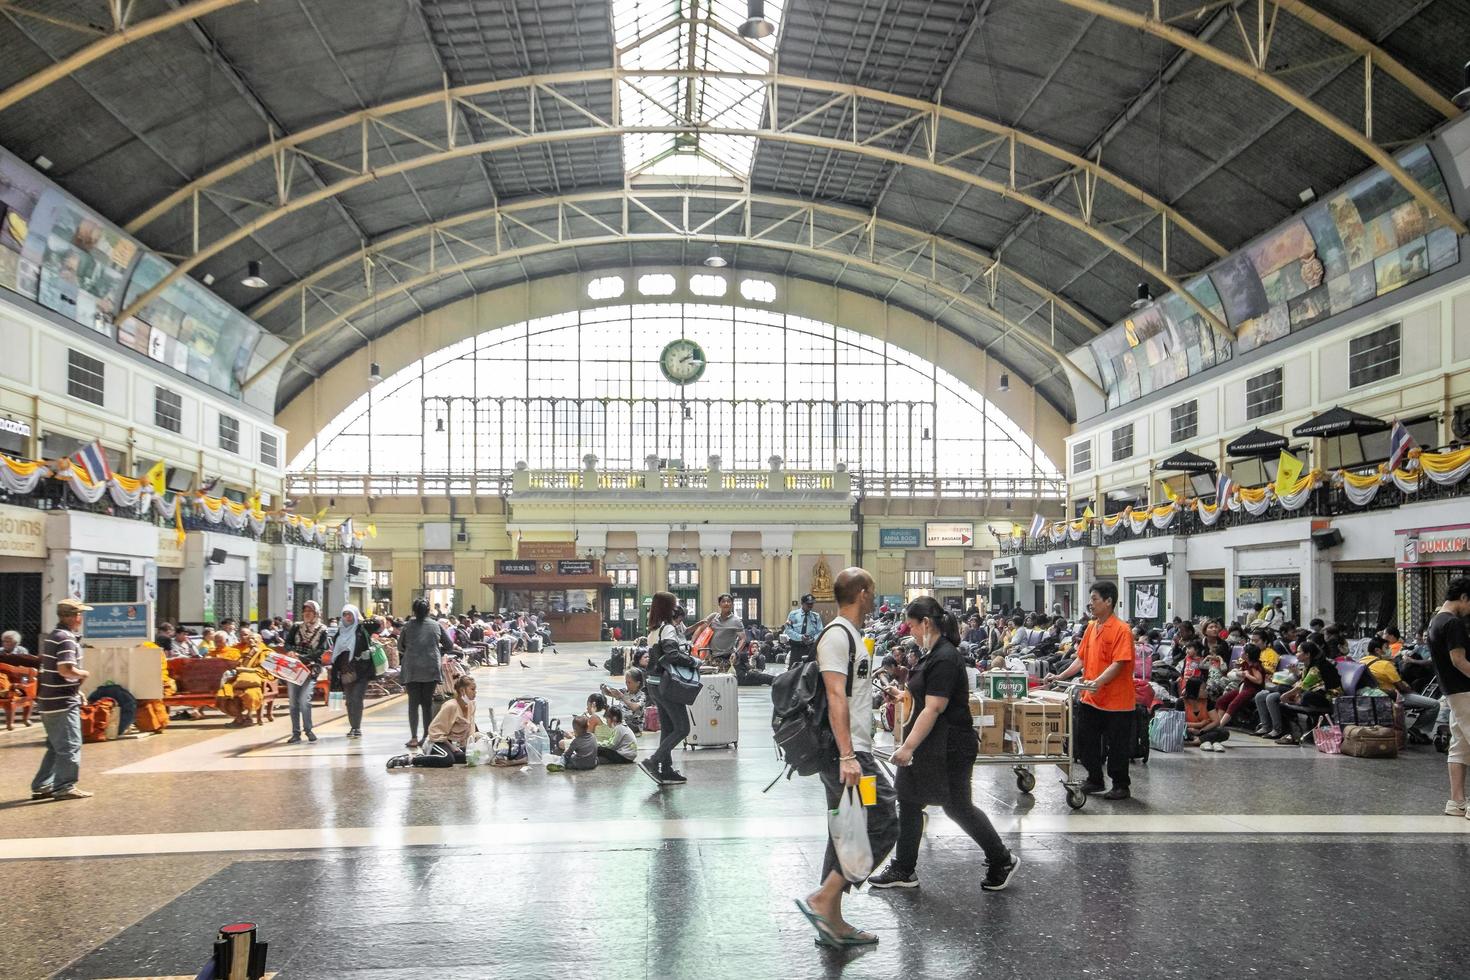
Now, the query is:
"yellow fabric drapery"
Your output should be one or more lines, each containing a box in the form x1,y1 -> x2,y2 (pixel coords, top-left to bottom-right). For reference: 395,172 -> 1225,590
1237,485 -> 1268,504
1419,446 -> 1470,474
0,454 -> 44,476
1341,469 -> 1383,489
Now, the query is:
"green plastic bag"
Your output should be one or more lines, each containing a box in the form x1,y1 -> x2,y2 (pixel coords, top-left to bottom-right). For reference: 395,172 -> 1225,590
370,643 -> 388,677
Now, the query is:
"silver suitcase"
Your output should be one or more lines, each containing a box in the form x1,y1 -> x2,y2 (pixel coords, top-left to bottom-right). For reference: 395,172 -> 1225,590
684,672 -> 739,749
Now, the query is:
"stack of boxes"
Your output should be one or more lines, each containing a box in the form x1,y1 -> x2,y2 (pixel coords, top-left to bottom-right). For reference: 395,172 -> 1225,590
969,671 -> 1070,756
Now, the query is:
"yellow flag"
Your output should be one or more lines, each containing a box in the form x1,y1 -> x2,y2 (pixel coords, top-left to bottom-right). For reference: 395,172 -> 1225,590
145,460 -> 166,495
1081,505 -> 1095,520
314,506 -> 329,522
367,522 -> 378,539
1011,523 -> 1025,537
1159,480 -> 1178,503
174,496 -> 186,546
247,492 -> 262,516
1274,450 -> 1303,497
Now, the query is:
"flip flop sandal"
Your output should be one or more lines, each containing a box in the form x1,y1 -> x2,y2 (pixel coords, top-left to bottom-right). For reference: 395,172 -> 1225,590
794,898 -> 838,946
830,928 -> 879,948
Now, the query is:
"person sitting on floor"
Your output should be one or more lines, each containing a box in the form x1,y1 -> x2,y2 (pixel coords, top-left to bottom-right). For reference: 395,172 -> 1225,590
601,667 -> 648,733
596,705 -> 638,765
581,692 -> 609,741
734,644 -> 774,686
388,674 -> 478,769
561,715 -> 598,771
1182,677 -> 1230,752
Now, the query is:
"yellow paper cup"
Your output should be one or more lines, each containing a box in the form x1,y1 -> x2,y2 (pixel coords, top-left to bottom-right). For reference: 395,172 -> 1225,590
859,774 -> 877,807
864,636 -> 876,656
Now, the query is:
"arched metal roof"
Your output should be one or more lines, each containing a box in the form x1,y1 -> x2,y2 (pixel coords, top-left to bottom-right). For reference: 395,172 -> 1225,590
2,0 -> 1464,420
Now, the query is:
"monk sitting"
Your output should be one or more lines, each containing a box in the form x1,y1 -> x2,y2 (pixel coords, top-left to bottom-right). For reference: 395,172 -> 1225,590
215,633 -> 273,725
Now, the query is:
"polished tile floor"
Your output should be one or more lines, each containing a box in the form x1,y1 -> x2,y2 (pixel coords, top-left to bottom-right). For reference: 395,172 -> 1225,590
2,642 -> 1465,979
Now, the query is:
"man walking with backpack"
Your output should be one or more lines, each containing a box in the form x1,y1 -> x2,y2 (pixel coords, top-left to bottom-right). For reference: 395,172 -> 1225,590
794,567 -> 898,949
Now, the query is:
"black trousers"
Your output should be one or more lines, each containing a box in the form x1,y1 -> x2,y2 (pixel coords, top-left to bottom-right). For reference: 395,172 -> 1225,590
597,746 -> 635,764
818,752 -> 898,891
405,681 -> 436,740
646,681 -> 692,772
1075,701 -> 1132,790
410,740 -> 464,767
893,749 -> 1007,872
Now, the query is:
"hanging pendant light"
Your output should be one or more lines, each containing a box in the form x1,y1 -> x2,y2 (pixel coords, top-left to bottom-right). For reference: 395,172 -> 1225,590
704,243 -> 727,268
739,0 -> 775,39
241,260 -> 268,289
1132,282 -> 1154,309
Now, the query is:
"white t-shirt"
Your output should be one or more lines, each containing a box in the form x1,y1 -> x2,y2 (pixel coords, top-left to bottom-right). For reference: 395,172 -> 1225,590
816,616 -> 872,755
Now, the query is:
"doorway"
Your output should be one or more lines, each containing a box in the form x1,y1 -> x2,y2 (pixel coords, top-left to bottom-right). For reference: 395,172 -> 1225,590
729,568 -> 761,623
0,572 -> 42,655
157,577 -> 180,626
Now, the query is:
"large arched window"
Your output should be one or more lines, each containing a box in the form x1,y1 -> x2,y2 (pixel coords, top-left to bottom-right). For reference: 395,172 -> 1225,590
290,302 -> 1058,481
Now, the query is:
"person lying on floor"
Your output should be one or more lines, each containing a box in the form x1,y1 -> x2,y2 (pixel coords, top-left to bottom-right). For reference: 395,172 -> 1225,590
595,705 -> 638,764
560,715 -> 598,771
387,674 -> 478,769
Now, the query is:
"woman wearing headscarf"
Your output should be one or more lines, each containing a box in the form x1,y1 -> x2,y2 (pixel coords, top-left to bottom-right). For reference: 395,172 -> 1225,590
329,604 -> 379,738
398,597 -> 450,748
283,600 -> 330,743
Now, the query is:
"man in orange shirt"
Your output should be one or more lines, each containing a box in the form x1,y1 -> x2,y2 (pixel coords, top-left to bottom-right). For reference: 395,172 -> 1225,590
1045,581 -> 1136,800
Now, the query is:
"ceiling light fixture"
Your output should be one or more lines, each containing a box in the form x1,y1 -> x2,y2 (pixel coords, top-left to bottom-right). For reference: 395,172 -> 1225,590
201,273 -> 215,286
369,362 -> 382,385
998,372 -> 1010,393
703,243 -> 727,268
1298,186 -> 1316,204
1131,282 -> 1153,309
241,260 -> 269,289
739,0 -> 775,39
435,417 -> 445,433
33,155 -> 52,171
1454,62 -> 1470,111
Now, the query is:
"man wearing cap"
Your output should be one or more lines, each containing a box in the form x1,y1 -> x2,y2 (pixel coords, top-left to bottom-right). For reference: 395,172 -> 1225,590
784,593 -> 823,670
31,598 -> 93,801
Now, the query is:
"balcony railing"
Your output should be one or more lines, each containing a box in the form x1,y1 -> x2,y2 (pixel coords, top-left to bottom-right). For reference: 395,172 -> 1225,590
998,469 -> 1470,556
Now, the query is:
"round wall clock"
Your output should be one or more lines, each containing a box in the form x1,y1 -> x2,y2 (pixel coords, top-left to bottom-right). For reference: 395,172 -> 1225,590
659,338 -> 707,385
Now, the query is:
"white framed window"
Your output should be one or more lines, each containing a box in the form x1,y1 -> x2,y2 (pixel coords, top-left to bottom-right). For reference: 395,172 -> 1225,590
154,387 -> 183,433
259,432 -> 279,468
1170,400 -> 1198,442
218,414 -> 240,454
689,274 -> 727,297
1245,368 -> 1283,419
1111,424 -> 1134,462
637,273 -> 675,296
587,276 -> 624,300
1348,322 -> 1401,389
67,350 -> 105,406
1072,441 -> 1092,474
740,278 -> 776,303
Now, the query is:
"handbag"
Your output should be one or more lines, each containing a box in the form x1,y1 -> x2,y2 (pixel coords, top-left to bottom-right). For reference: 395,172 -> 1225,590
660,660 -> 703,707
1147,709 -> 1186,753
1340,724 -> 1397,758
828,786 -> 876,883
1313,717 -> 1343,755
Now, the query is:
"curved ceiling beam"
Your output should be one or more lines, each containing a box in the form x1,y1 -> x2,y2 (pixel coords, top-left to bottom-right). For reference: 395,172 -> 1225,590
249,188 -> 1106,339
0,0 -> 249,113
113,108 -> 1231,335
125,70 -> 1226,261
244,231 -> 1105,402
1054,0 -> 1467,236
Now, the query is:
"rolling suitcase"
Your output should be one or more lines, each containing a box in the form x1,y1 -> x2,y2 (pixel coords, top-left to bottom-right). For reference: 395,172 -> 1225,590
528,636 -> 544,653
496,637 -> 512,666
684,672 -> 739,749
1131,705 -> 1150,764
508,696 -> 551,729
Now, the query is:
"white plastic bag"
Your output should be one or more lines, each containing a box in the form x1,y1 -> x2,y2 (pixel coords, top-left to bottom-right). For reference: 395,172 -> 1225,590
464,733 -> 493,767
525,724 -> 550,768
827,786 -> 875,882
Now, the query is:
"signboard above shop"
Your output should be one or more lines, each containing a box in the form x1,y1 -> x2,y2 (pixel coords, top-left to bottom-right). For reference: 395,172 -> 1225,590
557,559 -> 596,575
1403,531 -> 1470,564
925,522 -> 974,547
933,576 -> 965,589
1046,564 -> 1078,583
496,560 -> 537,575
519,542 -> 576,561
879,527 -> 921,548
82,602 -> 150,640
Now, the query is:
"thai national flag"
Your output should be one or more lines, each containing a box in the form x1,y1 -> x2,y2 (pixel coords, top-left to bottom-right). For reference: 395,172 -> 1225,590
1387,420 -> 1417,472
1027,513 -> 1046,538
71,440 -> 112,483
1215,473 -> 1233,503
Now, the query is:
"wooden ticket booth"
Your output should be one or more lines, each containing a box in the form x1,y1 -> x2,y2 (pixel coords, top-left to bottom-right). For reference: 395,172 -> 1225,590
482,544 -> 611,642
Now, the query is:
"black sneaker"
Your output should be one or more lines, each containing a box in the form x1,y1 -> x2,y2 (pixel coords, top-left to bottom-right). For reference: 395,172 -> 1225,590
1079,780 -> 1105,795
661,770 -> 688,784
868,865 -> 919,889
286,734 -> 302,744
1102,786 -> 1131,801
981,854 -> 1020,892
305,731 -> 318,743
639,759 -> 665,785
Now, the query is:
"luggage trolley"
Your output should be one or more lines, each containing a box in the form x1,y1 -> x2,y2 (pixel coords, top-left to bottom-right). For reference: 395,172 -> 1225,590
998,680 -> 1088,810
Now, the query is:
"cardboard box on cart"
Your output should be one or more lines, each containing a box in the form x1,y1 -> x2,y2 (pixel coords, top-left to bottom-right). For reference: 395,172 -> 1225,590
968,695 -> 1007,755
981,670 -> 1029,701
1005,698 -> 1070,755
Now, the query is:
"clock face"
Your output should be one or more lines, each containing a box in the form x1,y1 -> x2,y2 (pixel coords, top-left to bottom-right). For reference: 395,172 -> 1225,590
659,338 -> 707,385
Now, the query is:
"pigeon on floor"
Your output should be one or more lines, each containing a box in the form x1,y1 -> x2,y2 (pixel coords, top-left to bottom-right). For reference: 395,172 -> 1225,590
587,659 -> 599,669
519,660 -> 530,669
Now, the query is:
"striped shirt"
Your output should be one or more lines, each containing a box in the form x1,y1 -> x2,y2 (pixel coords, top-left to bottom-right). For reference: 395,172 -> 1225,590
38,626 -> 83,714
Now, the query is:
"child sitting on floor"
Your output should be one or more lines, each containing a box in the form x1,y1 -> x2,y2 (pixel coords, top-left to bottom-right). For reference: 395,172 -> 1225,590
561,714 -> 598,771
595,704 -> 638,764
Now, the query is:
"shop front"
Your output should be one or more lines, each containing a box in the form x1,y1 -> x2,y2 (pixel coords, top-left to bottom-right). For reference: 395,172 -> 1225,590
482,557 -> 612,642
1397,524 -> 1470,634
44,510 -> 156,632
933,575 -> 965,615
1045,562 -> 1078,619
1189,576 -> 1227,624
1235,576 -> 1299,625
0,502 -> 48,652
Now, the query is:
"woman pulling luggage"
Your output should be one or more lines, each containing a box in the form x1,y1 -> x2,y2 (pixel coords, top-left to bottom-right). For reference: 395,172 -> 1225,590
868,596 -> 1021,893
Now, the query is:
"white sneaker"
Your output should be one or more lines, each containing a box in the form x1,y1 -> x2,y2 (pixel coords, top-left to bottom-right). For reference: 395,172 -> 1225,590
1213,742 -> 1226,752
1203,742 -> 1219,753
1443,799 -> 1467,817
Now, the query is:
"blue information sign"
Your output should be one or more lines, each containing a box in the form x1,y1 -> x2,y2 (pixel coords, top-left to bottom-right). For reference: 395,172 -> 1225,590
82,602 -> 150,640
879,527 -> 921,548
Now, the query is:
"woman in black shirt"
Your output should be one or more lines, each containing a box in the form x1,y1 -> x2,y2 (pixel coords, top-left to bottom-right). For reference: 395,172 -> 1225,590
869,596 -> 1019,893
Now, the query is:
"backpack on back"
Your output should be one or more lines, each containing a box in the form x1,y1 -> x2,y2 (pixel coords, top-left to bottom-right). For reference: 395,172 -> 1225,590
768,623 -> 853,784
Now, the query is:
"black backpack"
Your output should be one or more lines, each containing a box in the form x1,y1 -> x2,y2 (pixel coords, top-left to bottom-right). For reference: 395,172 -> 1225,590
767,623 -> 854,784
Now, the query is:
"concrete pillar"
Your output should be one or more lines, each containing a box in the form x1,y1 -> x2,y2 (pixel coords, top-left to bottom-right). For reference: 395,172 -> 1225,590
699,550 -> 717,614
761,550 -> 778,623
1300,541 -> 1333,624
716,552 -> 730,600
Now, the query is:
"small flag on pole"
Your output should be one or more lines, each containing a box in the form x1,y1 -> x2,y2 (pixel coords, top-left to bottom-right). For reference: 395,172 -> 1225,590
1159,480 -> 1178,503
144,460 -> 166,495
71,440 -> 112,483
1387,419 -> 1417,472
1027,513 -> 1046,538
1215,473 -> 1233,503
1081,504 -> 1095,520
1274,450 -> 1304,497
174,496 -> 186,545
339,517 -> 354,543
